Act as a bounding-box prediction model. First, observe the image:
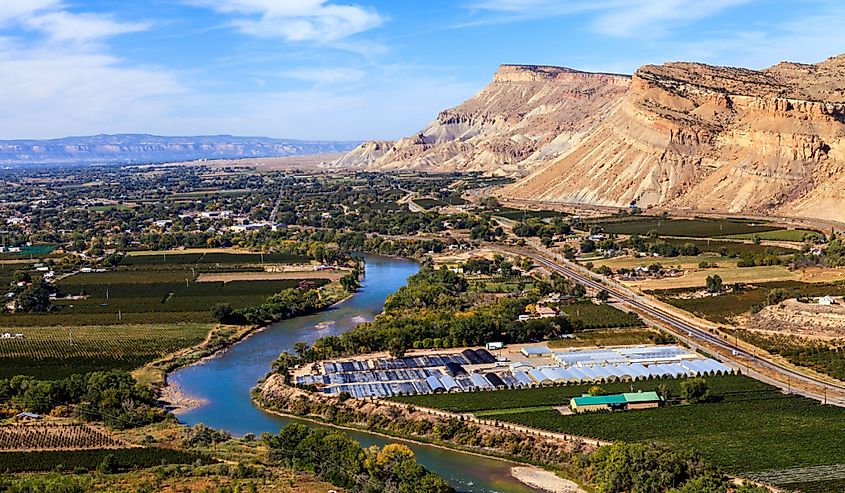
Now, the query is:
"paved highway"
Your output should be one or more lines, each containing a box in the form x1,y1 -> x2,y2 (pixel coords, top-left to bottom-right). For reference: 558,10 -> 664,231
508,246 -> 845,406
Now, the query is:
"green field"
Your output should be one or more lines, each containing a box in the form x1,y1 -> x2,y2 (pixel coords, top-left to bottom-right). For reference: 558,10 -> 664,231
0,324 -> 212,378
634,237 -> 797,256
652,280 -> 845,324
548,328 -> 664,348
121,251 -> 309,266
493,208 -> 569,220
558,302 -> 644,329
725,229 -> 822,242
393,375 -> 845,490
0,447 -> 213,473
595,217 -> 781,237
412,198 -> 447,210
0,264 -> 329,326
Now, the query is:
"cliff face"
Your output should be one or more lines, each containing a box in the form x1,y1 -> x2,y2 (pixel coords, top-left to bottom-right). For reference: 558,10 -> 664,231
501,55 -> 845,222
335,65 -> 631,175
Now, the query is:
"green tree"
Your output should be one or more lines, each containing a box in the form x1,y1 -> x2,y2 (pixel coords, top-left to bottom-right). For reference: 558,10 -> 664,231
16,280 -> 51,312
680,378 -> 710,404
705,275 -> 722,294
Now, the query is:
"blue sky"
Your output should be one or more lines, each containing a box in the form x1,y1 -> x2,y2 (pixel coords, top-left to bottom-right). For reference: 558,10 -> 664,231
1,0 -> 844,141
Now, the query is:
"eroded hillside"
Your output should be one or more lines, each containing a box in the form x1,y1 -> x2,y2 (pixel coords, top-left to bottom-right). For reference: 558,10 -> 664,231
336,65 -> 630,175
505,55 -> 845,222
336,54 -> 845,223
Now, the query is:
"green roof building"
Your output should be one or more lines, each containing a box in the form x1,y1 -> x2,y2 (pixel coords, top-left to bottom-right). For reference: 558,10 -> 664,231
570,391 -> 662,413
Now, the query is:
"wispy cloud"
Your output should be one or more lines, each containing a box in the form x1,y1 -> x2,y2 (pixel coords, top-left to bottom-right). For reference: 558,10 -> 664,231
0,0 -> 149,46
187,0 -> 383,43
465,0 -> 755,37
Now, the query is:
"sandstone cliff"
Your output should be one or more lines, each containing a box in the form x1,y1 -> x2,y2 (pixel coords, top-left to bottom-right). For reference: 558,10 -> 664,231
504,55 -> 845,222
336,54 -> 845,223
335,65 -> 630,175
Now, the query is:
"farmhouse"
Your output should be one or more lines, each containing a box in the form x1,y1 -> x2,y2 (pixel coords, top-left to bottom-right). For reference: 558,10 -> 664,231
819,296 -> 837,306
570,391 -> 662,413
536,306 -> 558,318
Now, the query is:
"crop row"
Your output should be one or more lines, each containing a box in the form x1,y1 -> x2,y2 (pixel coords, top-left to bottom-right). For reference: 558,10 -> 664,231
559,302 -> 644,329
121,252 -> 309,266
0,424 -> 127,451
0,447 -> 214,473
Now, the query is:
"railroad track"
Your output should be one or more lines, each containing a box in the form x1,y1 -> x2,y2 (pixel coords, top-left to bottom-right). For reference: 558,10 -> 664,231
503,245 -> 845,406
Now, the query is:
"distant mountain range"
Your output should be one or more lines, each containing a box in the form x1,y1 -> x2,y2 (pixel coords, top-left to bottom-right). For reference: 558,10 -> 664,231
0,134 -> 360,166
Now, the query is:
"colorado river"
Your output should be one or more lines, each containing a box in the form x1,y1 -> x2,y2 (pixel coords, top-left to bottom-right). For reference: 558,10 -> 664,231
169,254 -> 541,493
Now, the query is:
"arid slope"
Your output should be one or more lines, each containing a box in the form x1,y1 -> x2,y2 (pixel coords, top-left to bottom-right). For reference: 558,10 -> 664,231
504,55 -> 845,222
335,65 -> 630,175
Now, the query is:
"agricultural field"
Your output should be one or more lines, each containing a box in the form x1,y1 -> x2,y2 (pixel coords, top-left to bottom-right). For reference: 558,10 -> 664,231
591,254 -> 739,271
625,237 -> 797,256
726,330 -> 845,382
0,266 -> 330,327
411,198 -> 447,210
557,301 -> 644,329
632,265 -> 798,291
493,208 -> 569,221
489,376 -> 845,490
394,375 -> 845,491
121,251 -> 310,267
0,424 -> 130,451
593,217 -> 783,237
725,229 -> 822,242
390,375 -> 720,413
0,447 -> 213,473
652,280 -> 845,324
548,328 -> 666,348
0,324 -> 212,378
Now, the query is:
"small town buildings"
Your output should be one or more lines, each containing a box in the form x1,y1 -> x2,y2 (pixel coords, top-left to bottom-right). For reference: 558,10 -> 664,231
536,306 -> 558,318
520,345 -> 553,358
569,391 -> 662,413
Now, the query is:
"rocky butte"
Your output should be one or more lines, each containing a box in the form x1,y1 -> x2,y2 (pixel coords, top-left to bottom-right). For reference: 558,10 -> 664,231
338,54 -> 845,223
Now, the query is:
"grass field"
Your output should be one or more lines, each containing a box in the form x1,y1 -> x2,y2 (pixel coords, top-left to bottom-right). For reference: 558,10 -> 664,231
653,280 -> 845,324
0,324 -> 213,378
548,328 -> 663,348
393,375 -> 845,489
594,218 -> 781,237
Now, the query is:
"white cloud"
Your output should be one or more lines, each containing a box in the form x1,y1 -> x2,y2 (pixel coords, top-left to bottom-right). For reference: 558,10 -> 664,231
188,0 -> 383,43
0,3 -> 183,139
